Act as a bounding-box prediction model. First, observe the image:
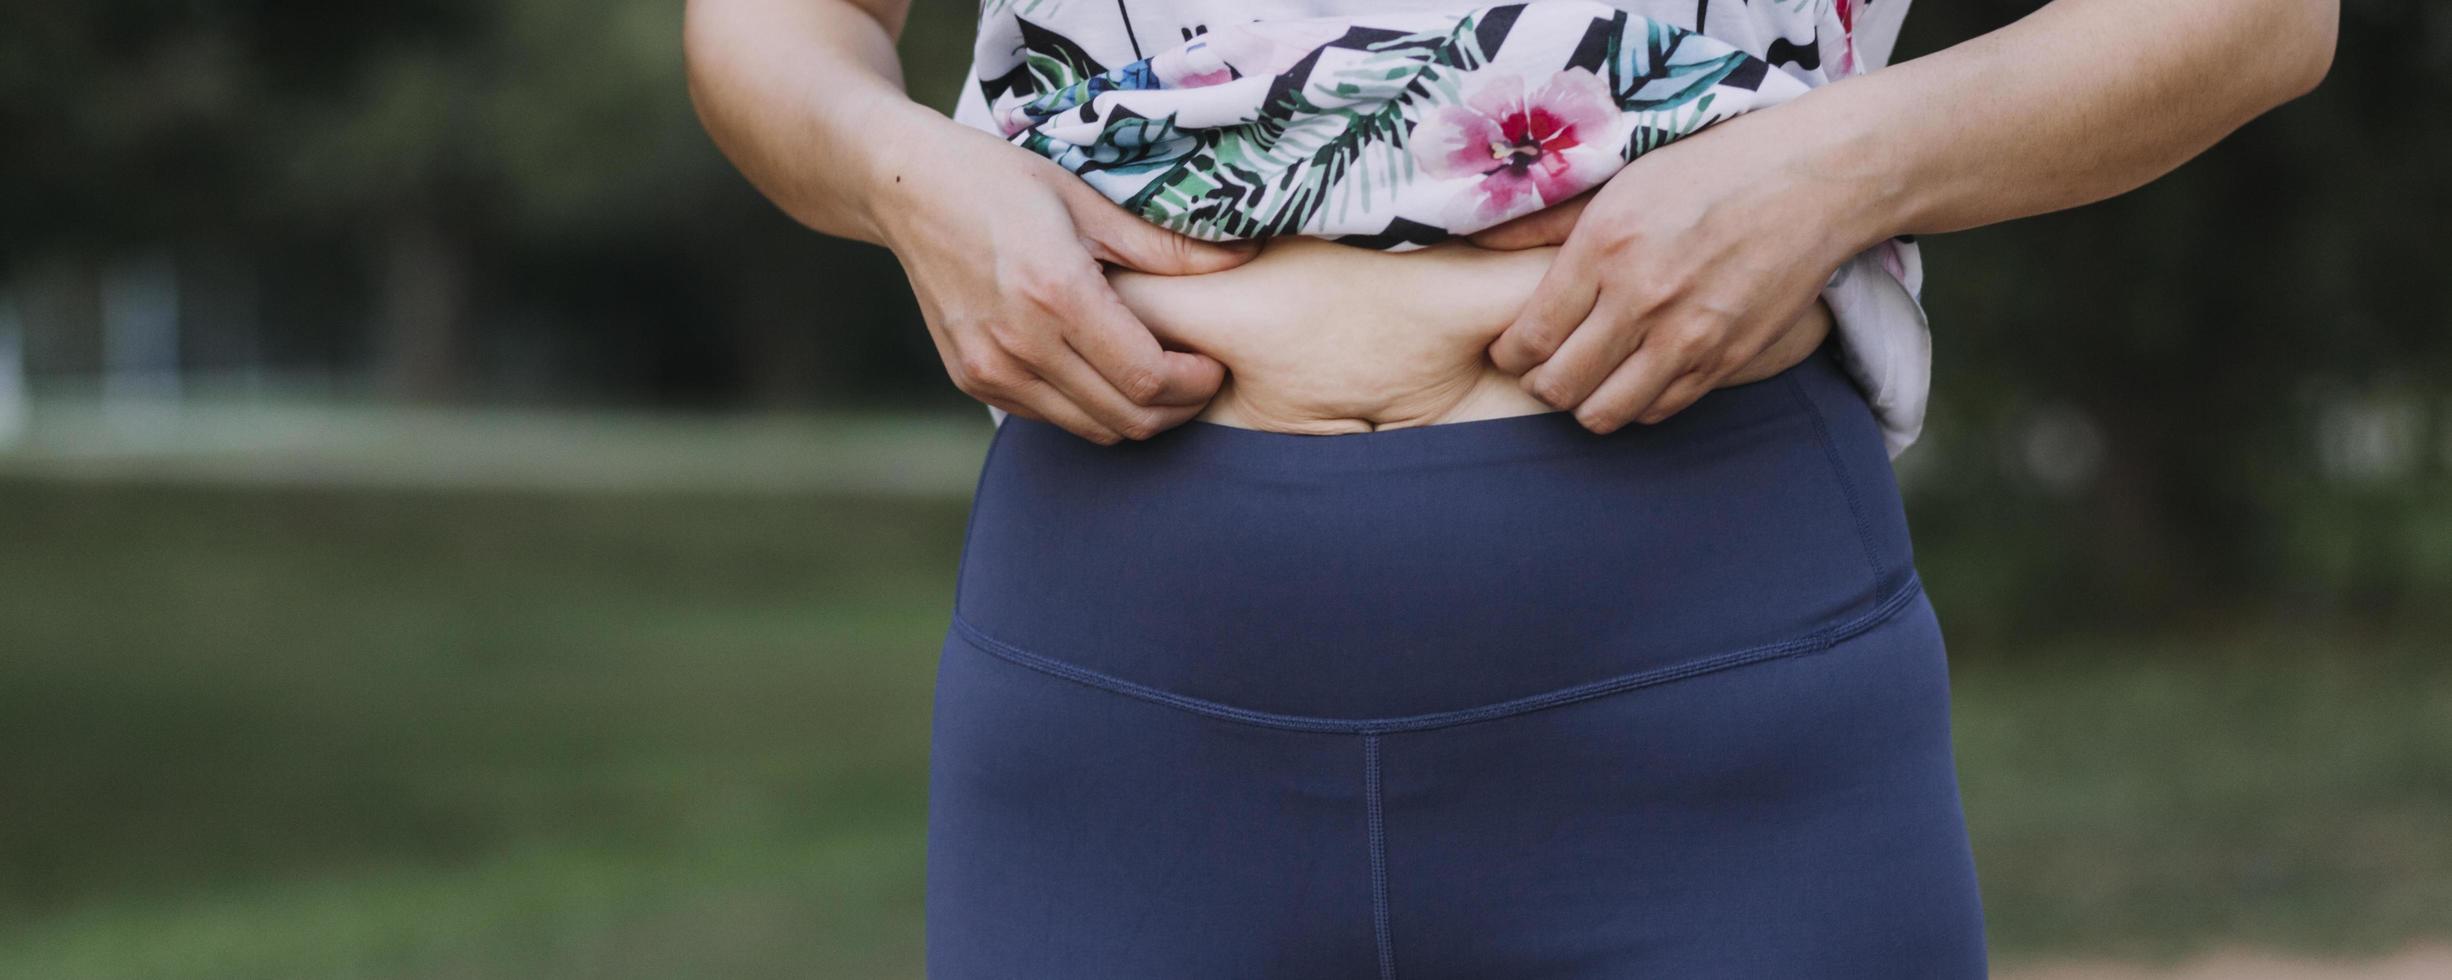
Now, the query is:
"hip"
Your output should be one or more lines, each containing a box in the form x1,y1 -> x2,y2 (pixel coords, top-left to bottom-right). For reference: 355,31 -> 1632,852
952,340 -> 1918,723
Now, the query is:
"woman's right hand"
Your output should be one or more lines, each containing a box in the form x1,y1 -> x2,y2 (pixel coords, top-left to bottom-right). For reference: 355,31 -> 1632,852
870,124 -> 1262,444
684,0 -> 1257,444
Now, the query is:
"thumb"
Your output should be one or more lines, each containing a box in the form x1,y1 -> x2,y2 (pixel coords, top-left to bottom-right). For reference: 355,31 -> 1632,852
1064,187 -> 1261,275
1468,193 -> 1592,250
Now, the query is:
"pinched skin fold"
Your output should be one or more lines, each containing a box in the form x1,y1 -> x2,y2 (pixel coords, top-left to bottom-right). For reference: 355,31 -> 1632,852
1109,238 -> 1831,433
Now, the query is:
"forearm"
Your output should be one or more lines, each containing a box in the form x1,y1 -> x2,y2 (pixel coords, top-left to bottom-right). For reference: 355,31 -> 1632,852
682,0 -> 945,245
1794,0 -> 2338,248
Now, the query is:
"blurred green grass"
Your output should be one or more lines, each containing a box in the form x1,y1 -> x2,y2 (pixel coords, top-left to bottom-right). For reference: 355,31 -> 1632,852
0,480 -> 954,978
1,476 -> 2446,978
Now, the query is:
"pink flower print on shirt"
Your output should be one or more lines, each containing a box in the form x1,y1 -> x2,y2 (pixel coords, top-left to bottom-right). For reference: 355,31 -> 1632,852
1878,237 -> 1909,283
1165,54 -> 1235,89
1409,68 -> 1620,226
1833,0 -> 1862,76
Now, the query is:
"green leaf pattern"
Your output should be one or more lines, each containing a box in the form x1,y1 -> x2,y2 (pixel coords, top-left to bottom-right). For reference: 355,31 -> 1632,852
993,3 -> 1809,248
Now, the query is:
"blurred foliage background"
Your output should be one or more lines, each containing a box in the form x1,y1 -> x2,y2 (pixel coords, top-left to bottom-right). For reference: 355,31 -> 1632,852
0,0 -> 2446,977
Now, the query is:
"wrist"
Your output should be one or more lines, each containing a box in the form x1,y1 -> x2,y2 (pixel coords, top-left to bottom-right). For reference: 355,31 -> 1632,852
1769,78 -> 1918,258
849,102 -> 969,247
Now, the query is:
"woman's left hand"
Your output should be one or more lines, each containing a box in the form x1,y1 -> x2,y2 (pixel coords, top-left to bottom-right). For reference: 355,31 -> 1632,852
1469,103 -> 1878,433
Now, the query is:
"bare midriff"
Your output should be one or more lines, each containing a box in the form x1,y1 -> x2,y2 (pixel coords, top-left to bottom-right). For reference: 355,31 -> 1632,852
1107,237 -> 1832,434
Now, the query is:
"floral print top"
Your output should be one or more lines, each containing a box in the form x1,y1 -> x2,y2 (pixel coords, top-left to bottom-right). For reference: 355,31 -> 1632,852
952,0 -> 1932,456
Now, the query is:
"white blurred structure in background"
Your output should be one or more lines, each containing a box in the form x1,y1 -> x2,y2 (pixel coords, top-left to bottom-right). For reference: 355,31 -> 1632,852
0,294 -> 25,449
100,251 -> 182,435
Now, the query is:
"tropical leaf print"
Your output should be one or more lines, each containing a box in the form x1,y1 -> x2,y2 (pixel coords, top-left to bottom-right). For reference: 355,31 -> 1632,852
979,0 -> 1067,25
1123,14 -> 1503,238
1018,106 -> 1198,176
1015,59 -> 1164,127
1015,15 -> 1109,93
1124,80 -> 1423,237
1605,15 -> 1764,111
1622,92 -> 1719,158
1446,3 -> 1521,72
994,3 -> 1807,245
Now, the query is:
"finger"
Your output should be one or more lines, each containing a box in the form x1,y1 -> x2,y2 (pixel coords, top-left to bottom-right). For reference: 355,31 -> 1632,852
1518,303 -> 1650,412
1466,192 -> 1593,251
974,392 -> 1034,422
1488,248 -> 1602,376
1023,366 -> 1207,442
973,391 -> 1050,428
998,378 -> 1126,445
1002,254 -> 1222,420
1574,343 -> 1697,435
942,336 -> 1125,444
1633,300 -> 1814,422
982,384 -> 1200,444
1013,336 -> 1189,440
1634,370 -> 1717,426
1063,184 -> 1262,276
1061,284 -> 1227,408
1010,301 -> 1216,440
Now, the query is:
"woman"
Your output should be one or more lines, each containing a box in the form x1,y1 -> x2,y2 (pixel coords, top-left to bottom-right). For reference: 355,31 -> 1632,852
685,0 -> 2334,975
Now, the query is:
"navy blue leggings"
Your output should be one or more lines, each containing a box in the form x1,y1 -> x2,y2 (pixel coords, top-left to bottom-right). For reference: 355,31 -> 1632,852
926,345 -> 1988,979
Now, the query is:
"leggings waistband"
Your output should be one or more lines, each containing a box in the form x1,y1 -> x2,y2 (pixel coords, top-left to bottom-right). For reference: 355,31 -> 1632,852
952,344 -> 1918,723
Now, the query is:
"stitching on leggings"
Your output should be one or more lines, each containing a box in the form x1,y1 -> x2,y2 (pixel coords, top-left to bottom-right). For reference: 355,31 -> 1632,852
948,574 -> 1925,734
1363,735 -> 1397,980
1780,370 -> 1887,582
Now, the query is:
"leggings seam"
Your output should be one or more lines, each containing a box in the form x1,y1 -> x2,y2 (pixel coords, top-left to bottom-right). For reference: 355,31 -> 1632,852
1781,369 -> 1887,582
948,573 -> 1924,734
1363,734 -> 1396,980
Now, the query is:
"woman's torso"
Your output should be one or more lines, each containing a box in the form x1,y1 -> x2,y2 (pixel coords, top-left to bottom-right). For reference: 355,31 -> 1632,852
955,0 -> 1919,441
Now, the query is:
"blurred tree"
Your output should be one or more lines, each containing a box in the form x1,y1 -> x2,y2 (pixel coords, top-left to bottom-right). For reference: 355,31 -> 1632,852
3,0 -> 491,394
1894,0 -> 2452,632
0,0 -> 2443,629
0,0 -> 955,405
